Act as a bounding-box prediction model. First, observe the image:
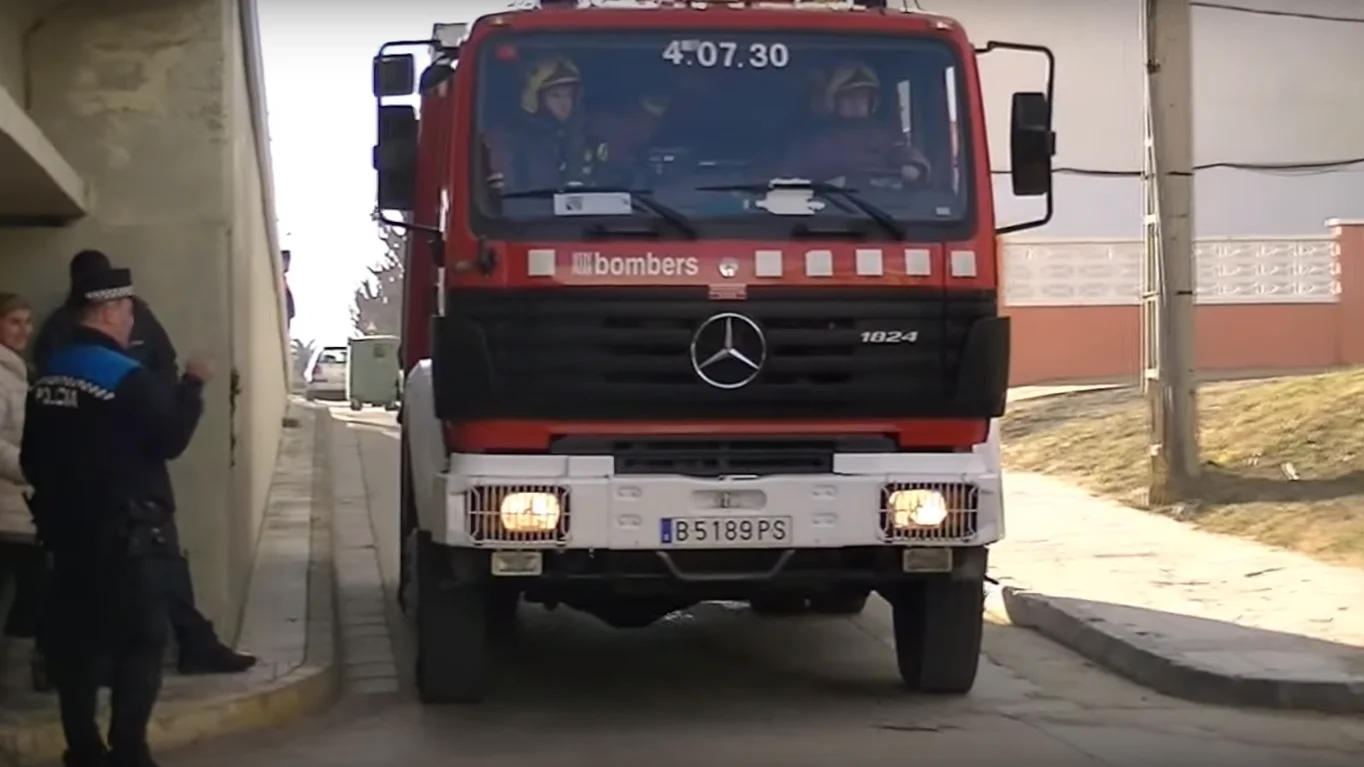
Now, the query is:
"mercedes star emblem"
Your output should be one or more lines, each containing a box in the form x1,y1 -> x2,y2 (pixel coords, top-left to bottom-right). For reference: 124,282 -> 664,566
718,258 -> 739,278
690,312 -> 767,389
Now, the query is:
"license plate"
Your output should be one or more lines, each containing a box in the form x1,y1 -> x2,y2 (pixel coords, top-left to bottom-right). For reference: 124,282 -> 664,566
659,516 -> 791,546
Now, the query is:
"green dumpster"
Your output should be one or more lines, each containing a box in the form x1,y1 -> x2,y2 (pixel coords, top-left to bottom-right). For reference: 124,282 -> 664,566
346,335 -> 402,411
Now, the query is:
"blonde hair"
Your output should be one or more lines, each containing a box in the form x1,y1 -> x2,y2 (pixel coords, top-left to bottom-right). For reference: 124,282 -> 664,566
0,293 -> 29,319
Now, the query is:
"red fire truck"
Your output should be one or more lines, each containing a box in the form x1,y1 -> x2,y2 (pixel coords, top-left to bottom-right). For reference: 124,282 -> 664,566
373,0 -> 1054,704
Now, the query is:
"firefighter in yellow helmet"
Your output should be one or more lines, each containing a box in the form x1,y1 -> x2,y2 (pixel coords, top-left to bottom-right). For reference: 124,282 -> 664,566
779,61 -> 931,185
487,56 -> 613,192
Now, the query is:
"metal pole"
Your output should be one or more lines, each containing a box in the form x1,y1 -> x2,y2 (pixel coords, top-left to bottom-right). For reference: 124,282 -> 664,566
1140,0 -> 1199,504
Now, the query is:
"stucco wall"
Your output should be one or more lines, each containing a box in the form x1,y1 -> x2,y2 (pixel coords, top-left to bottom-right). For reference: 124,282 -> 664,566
928,0 -> 1364,237
0,0 -> 287,640
227,0 -> 289,621
1002,225 -> 1357,385
0,8 -> 26,102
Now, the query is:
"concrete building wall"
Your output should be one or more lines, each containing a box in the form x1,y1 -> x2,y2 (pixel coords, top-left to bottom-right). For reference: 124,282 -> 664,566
226,0 -> 290,609
928,0 -> 1364,237
0,7 -> 27,101
0,0 -> 287,640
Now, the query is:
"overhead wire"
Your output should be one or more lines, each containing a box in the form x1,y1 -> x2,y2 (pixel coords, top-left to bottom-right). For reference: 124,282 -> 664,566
1189,1 -> 1364,24
991,157 -> 1364,178
994,2 -> 1364,176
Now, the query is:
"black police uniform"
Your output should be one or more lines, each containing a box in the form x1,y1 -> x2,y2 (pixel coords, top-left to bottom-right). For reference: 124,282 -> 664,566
22,269 -> 205,767
34,296 -> 177,383
33,266 -> 253,675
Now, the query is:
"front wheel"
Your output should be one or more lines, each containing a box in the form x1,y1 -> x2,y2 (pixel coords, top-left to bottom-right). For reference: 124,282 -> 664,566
350,400 -> 363,411
411,533 -> 491,704
397,447 -> 416,615
887,577 -> 984,694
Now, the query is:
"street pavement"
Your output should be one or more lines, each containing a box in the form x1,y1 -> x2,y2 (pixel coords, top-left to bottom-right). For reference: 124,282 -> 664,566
161,409 -> 1364,767
991,472 -> 1364,713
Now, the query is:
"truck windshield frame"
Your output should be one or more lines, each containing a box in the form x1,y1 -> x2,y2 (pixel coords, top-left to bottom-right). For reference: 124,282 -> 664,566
466,28 -> 978,242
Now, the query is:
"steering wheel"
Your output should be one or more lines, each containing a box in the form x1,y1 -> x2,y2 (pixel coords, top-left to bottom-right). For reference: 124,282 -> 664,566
843,163 -> 931,191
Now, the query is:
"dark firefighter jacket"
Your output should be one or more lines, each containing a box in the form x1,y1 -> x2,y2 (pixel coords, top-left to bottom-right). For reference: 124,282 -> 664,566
778,118 -> 931,184
488,113 -> 613,192
33,297 -> 178,382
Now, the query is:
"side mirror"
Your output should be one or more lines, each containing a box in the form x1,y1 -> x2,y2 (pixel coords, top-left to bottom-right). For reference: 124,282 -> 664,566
1009,91 -> 1055,197
373,54 -> 416,98
373,105 -> 418,212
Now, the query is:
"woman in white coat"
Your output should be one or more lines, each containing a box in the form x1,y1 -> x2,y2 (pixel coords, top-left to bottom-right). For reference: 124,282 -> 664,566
0,292 -> 40,640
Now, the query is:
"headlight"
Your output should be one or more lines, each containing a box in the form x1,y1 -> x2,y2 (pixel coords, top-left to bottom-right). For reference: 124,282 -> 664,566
499,492 -> 562,533
887,489 -> 949,528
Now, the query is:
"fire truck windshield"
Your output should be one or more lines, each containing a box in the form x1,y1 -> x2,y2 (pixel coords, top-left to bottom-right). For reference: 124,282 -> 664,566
471,29 -> 971,239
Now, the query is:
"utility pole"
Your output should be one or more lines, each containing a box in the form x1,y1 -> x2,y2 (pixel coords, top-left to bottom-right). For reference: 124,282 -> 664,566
1140,0 -> 1199,504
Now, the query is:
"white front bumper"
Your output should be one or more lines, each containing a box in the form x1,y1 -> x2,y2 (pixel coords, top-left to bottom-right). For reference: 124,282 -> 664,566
433,451 -> 1002,549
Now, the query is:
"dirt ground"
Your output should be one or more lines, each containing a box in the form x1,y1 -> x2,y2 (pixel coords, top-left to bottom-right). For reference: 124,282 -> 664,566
1001,370 -> 1364,568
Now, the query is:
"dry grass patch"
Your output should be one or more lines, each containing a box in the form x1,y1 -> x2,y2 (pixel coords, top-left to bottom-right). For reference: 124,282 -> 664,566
1002,370 -> 1364,568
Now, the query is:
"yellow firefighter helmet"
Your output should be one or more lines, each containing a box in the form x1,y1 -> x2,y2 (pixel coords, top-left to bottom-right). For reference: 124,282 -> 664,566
521,56 -> 582,114
824,62 -> 880,113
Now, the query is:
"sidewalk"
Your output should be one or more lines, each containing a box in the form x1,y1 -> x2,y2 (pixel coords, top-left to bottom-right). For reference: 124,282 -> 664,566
987,471 -> 1364,714
0,402 -> 338,765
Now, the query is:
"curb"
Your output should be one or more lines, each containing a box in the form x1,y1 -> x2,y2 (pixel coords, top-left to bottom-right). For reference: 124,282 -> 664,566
1006,383 -> 1125,405
984,584 -> 1364,715
0,402 -> 340,765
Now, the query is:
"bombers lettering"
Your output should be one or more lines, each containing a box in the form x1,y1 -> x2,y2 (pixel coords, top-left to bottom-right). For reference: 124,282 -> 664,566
570,251 -> 700,278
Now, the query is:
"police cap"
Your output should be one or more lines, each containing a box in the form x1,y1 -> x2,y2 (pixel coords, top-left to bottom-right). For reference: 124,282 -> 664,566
73,267 -> 135,307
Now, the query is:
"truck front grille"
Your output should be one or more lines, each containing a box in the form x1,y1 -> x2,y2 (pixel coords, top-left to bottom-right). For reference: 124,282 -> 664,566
432,287 -> 1004,422
550,434 -> 898,477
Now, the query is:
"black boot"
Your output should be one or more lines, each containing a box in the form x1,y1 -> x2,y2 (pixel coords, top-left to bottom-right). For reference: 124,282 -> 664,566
107,746 -> 158,767
177,643 -> 257,675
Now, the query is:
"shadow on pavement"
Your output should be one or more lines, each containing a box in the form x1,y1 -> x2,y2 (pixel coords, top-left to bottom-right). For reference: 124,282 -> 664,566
405,600 -> 953,727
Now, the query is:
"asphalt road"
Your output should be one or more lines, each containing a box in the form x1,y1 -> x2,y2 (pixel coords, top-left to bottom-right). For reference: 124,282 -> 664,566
164,409 -> 1364,767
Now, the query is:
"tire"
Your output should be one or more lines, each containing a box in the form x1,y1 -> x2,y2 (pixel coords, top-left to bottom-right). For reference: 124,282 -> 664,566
350,400 -> 363,411
411,532 -> 491,703
487,587 -> 521,642
397,447 -> 416,615
889,577 -> 984,694
748,593 -> 807,616
808,591 -> 869,616
305,391 -> 316,402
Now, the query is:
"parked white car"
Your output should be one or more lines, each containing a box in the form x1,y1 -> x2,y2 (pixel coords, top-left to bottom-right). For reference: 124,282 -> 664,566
305,346 -> 349,401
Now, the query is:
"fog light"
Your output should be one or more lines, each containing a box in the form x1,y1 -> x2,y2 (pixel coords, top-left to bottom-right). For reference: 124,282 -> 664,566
499,492 -> 561,532
888,489 -> 949,528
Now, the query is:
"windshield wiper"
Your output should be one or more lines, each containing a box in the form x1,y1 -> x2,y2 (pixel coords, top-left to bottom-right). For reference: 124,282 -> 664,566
695,181 -> 905,240
500,187 -> 697,239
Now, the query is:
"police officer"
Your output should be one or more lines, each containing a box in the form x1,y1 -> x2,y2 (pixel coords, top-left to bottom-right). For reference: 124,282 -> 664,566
22,266 -> 210,767
33,249 -> 255,677
33,250 -> 177,380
